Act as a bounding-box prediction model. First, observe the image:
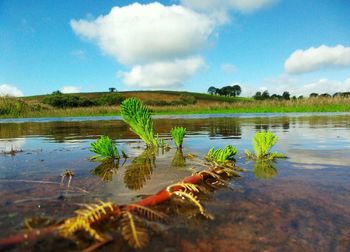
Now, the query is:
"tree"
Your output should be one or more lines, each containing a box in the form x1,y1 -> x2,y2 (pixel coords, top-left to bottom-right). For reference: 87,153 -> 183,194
52,90 -> 62,95
320,93 -> 331,98
207,86 -> 217,95
271,94 -> 281,100
253,91 -> 262,100
282,91 -> 290,100
309,93 -> 318,98
261,90 -> 270,100
232,85 -> 241,97
220,86 -> 234,96
109,87 -> 116,92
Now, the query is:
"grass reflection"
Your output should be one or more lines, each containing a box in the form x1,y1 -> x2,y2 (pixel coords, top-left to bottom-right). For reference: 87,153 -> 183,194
91,159 -> 119,182
171,149 -> 186,167
124,149 -> 156,190
253,160 -> 278,180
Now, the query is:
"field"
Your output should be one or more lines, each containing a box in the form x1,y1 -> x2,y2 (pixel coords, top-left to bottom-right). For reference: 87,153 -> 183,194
1,90 -> 350,118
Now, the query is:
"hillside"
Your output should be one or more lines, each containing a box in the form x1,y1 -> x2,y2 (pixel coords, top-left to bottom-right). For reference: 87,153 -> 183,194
24,90 -> 250,105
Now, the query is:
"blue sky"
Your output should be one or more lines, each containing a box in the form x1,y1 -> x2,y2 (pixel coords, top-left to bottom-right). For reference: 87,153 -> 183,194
1,0 -> 350,97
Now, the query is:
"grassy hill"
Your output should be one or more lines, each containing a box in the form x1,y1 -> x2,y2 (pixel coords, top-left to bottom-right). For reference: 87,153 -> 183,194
24,90 -> 250,105
3,90 -> 350,118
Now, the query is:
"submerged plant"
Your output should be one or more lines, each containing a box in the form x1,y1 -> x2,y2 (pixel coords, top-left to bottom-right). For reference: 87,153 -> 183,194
171,149 -> 186,167
253,160 -> 278,180
205,144 -> 237,165
171,127 -> 186,148
245,130 -> 286,160
121,98 -> 158,148
90,136 -> 120,161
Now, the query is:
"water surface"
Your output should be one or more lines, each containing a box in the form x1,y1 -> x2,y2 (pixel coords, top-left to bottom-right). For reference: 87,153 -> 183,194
0,114 -> 350,251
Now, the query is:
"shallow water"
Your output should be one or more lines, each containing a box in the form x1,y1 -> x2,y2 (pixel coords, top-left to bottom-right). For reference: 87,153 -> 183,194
0,114 -> 350,251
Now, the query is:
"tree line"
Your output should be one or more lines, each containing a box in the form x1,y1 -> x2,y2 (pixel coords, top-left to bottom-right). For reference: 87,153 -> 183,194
207,85 -> 241,97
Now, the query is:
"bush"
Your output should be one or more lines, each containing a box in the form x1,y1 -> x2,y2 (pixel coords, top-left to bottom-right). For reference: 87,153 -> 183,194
97,93 -> 125,106
43,94 -> 97,108
179,94 -> 197,105
0,97 -> 44,116
144,100 -> 171,106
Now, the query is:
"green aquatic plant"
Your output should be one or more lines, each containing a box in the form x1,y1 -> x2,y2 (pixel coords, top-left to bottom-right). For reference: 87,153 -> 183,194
90,136 -> 120,161
205,144 -> 237,165
253,160 -> 278,180
245,130 -> 286,160
171,149 -> 186,167
121,98 -> 158,148
171,126 -> 186,148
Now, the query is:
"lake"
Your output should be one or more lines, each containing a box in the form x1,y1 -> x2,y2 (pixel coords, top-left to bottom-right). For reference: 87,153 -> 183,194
0,113 -> 350,251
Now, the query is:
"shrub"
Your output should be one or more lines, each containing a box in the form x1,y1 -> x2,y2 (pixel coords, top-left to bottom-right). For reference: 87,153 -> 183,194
43,94 -> 97,108
98,93 -> 125,106
179,94 -> 197,105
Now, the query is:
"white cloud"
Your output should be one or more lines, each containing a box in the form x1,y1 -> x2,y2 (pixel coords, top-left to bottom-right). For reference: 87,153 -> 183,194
119,57 -> 206,88
71,2 -> 215,66
180,0 -> 277,13
261,74 -> 350,96
221,63 -> 237,73
285,45 -> 350,74
60,86 -> 81,94
0,84 -> 24,97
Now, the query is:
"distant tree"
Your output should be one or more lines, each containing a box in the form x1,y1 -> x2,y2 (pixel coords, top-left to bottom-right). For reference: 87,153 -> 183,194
207,86 -> 218,95
220,86 -> 234,96
292,96 -> 297,100
282,91 -> 290,100
52,90 -> 62,95
320,93 -> 331,98
261,90 -> 270,100
298,95 -> 304,99
309,93 -> 318,98
253,91 -> 262,100
109,87 -> 116,92
271,94 -> 281,99
232,85 -> 242,97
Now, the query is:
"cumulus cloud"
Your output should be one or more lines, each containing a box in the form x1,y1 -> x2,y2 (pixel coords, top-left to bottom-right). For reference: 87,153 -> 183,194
71,2 -> 215,66
285,45 -> 350,74
60,86 -> 81,93
221,63 -> 237,73
261,74 -> 350,96
119,57 -> 206,88
0,84 -> 24,97
180,0 -> 277,13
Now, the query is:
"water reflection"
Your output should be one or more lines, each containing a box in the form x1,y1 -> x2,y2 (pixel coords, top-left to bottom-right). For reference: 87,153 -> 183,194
91,159 -> 120,182
124,149 -> 156,190
171,149 -> 186,167
253,160 -> 278,180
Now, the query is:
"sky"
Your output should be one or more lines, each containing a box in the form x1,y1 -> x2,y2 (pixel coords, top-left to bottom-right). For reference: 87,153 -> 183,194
1,0 -> 350,97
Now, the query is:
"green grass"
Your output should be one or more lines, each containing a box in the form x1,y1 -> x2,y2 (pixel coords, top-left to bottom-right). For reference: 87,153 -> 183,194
3,93 -> 350,118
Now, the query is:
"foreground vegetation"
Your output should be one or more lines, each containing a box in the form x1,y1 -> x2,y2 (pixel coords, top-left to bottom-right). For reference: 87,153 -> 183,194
2,91 -> 350,118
